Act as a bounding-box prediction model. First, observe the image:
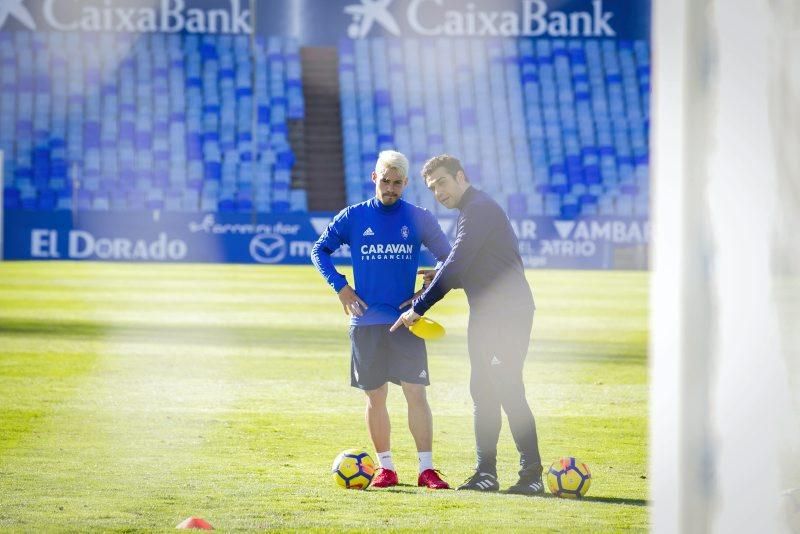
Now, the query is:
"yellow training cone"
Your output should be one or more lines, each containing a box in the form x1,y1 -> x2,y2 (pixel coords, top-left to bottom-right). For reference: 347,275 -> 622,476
409,317 -> 445,340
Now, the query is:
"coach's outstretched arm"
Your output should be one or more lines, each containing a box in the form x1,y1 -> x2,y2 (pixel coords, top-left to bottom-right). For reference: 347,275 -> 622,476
392,201 -> 492,331
412,200 -> 493,316
397,208 -> 453,309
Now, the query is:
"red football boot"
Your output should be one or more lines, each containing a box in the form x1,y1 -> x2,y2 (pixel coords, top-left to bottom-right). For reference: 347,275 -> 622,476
418,469 -> 450,489
372,468 -> 399,488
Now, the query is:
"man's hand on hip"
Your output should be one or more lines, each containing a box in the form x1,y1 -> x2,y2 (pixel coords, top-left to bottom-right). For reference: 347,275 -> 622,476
399,269 -> 437,309
399,288 -> 424,310
418,268 -> 436,288
338,285 -> 368,317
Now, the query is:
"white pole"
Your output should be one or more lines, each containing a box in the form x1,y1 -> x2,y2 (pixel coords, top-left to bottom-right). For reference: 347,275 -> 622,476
708,1 -> 798,532
652,0 -> 800,532
651,0 -> 715,529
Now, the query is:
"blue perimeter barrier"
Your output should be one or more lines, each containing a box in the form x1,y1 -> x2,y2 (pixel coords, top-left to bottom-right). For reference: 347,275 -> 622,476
4,211 -> 648,269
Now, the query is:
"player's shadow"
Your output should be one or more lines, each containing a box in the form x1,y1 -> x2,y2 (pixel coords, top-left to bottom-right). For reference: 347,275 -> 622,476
579,495 -> 648,506
501,492 -> 648,506
379,487 -> 648,506
382,483 -> 422,492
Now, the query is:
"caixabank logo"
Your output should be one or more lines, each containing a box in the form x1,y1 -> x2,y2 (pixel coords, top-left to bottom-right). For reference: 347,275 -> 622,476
0,0 -> 251,33
0,0 -> 36,30
344,0 -> 402,38
343,0 -> 617,39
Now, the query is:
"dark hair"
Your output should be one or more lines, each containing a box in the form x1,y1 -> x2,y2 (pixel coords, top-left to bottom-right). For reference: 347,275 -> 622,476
420,154 -> 468,182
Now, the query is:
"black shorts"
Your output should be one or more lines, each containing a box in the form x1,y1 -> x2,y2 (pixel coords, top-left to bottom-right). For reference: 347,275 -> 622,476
349,324 -> 430,391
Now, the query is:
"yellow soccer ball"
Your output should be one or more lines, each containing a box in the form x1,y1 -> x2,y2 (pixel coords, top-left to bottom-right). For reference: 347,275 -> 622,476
546,457 -> 592,498
331,449 -> 375,490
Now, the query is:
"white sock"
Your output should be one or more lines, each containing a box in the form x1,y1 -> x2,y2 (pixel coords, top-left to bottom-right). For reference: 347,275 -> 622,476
418,451 -> 433,473
377,451 -> 395,471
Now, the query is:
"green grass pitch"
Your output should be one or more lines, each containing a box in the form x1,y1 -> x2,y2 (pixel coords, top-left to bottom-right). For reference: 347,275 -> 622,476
0,262 -> 648,532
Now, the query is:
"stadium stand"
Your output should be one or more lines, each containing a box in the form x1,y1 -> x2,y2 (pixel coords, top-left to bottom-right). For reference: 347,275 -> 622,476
0,31 -> 305,213
1,32 -> 650,220
338,37 -> 650,219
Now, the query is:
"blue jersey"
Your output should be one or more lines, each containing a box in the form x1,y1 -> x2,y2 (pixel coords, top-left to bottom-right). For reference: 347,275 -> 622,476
312,197 -> 451,326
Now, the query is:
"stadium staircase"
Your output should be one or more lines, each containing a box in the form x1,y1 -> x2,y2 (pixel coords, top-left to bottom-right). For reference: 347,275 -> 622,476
298,47 -> 346,212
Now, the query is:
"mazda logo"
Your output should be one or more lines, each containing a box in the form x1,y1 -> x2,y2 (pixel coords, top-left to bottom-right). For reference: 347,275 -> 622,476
249,233 -> 287,264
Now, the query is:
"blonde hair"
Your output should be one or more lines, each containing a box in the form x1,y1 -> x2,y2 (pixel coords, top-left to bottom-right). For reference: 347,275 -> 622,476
375,150 -> 409,179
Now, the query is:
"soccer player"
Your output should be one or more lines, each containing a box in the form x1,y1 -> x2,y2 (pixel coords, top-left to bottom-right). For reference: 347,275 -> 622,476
311,150 -> 451,489
391,154 -> 544,495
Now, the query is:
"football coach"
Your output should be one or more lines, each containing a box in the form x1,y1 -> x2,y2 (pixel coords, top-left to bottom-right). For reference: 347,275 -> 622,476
391,154 -> 543,495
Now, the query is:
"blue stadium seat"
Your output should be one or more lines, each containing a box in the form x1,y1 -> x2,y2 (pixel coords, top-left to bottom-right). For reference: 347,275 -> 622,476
507,192 -> 527,219
271,200 -> 290,213
3,186 -> 20,209
544,193 -> 560,216
235,196 -> 253,213
36,188 -> 56,210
